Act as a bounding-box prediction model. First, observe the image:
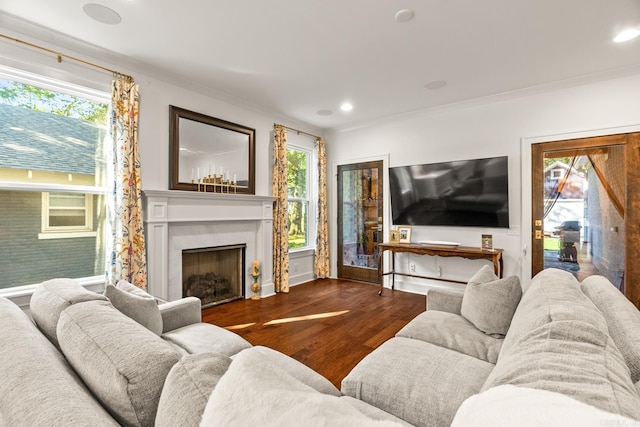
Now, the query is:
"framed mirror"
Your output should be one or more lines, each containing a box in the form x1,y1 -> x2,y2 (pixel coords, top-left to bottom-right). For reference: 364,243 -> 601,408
169,105 -> 255,194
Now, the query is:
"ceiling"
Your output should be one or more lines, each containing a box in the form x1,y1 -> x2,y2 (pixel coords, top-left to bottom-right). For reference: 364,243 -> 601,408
1,0 -> 639,131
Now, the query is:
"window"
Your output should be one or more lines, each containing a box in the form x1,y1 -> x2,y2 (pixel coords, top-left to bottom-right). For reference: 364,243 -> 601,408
287,144 -> 314,250
40,192 -> 96,237
551,169 -> 564,180
0,67 -> 109,289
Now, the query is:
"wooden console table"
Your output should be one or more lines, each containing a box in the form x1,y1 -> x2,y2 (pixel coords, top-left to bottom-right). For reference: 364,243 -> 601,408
377,243 -> 503,295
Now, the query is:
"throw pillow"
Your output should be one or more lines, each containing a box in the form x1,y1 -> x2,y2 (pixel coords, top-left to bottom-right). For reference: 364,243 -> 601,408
104,280 -> 163,335
460,265 -> 521,337
156,352 -> 232,427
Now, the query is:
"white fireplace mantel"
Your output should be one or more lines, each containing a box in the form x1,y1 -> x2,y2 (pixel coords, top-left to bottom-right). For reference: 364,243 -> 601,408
142,190 -> 275,301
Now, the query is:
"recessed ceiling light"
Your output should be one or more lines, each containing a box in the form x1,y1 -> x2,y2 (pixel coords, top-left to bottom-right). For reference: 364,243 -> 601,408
395,9 -> 415,23
317,109 -> 333,116
83,3 -> 122,25
425,80 -> 447,90
340,103 -> 353,112
613,28 -> 640,43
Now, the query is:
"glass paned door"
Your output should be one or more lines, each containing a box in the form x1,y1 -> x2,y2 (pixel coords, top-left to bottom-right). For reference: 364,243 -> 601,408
531,132 -> 640,304
337,161 -> 383,283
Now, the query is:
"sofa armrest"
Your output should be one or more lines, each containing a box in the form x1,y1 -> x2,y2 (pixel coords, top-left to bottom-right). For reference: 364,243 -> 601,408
426,288 -> 464,314
159,297 -> 202,333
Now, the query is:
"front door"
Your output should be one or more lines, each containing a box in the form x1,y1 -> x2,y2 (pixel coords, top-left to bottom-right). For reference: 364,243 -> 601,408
337,161 -> 383,283
531,132 -> 640,306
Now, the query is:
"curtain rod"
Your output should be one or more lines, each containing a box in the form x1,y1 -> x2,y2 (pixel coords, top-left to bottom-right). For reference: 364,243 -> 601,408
0,33 -> 133,82
275,123 -> 321,140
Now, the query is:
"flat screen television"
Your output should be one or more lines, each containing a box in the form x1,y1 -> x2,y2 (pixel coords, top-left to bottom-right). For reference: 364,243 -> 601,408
389,156 -> 509,228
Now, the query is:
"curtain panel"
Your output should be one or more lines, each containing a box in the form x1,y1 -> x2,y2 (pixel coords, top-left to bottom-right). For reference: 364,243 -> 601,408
106,78 -> 148,289
272,125 -> 289,293
314,138 -> 330,278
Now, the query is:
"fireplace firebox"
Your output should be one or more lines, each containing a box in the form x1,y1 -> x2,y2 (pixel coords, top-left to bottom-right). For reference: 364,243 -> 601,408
182,244 -> 245,308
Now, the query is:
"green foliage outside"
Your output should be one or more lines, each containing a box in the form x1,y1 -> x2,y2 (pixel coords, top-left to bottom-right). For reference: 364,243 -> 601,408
287,149 -> 308,249
0,79 -> 107,123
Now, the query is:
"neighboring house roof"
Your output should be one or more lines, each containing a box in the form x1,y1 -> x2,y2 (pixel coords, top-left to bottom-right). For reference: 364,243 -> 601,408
0,103 -> 106,175
543,160 -> 583,178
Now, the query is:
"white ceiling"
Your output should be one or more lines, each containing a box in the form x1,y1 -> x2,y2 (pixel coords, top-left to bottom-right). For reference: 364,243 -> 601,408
1,0 -> 639,131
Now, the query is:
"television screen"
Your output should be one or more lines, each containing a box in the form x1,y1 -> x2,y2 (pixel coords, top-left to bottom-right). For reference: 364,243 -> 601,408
389,156 -> 509,228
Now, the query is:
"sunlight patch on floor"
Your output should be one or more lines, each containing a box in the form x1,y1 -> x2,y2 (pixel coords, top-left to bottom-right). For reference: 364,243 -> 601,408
225,322 -> 257,330
264,310 -> 350,325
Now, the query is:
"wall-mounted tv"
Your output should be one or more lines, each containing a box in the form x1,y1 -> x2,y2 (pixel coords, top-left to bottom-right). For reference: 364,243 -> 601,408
389,156 -> 509,228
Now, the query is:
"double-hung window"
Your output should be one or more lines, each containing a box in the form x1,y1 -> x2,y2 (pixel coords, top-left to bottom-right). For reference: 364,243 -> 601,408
286,137 -> 316,251
0,66 -> 109,290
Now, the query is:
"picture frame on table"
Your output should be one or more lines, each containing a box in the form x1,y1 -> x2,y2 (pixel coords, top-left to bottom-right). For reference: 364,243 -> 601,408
389,229 -> 400,243
398,226 -> 412,244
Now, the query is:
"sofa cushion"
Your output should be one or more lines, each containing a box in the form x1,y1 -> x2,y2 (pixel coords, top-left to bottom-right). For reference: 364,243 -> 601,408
104,280 -> 163,335
452,385 -> 639,427
500,268 -> 608,359
482,320 -> 640,421
581,275 -> 640,383
156,352 -> 232,427
57,300 -> 181,427
396,310 -> 503,363
201,348 -> 404,426
341,337 -> 494,427
248,346 -> 341,396
460,265 -> 521,337
0,297 -> 118,426
29,278 -> 109,348
340,397 -> 414,426
162,322 -> 251,356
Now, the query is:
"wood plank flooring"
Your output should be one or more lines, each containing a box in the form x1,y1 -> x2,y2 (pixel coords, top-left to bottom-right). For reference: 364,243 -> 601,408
202,278 -> 426,388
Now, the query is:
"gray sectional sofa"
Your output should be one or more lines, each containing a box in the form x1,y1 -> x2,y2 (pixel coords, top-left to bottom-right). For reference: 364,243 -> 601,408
1,267 -> 639,426
342,267 -> 640,426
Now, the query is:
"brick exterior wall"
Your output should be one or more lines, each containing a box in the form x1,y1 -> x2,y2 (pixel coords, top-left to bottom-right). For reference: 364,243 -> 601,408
0,191 -> 105,289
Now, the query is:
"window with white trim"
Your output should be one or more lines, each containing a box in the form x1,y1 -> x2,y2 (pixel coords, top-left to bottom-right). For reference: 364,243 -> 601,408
286,138 -> 317,251
41,192 -> 93,232
0,66 -> 109,289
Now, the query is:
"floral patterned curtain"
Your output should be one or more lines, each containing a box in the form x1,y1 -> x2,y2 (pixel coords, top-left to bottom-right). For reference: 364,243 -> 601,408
314,137 -> 330,278
273,125 -> 289,293
106,78 -> 147,289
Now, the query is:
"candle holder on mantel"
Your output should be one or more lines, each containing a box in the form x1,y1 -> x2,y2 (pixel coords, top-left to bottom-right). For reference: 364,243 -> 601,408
192,174 -> 238,193
250,260 -> 261,300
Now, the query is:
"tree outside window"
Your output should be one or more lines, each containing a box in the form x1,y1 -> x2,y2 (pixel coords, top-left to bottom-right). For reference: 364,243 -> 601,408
287,147 -> 309,249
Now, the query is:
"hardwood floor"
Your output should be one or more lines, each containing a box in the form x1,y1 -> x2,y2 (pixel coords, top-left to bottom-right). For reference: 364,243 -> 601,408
202,278 -> 426,388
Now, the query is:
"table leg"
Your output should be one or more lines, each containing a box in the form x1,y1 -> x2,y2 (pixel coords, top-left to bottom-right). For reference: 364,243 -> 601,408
378,248 -> 384,295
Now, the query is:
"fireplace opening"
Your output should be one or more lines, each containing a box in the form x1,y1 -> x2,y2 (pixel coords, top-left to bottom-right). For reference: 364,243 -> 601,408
182,244 -> 245,308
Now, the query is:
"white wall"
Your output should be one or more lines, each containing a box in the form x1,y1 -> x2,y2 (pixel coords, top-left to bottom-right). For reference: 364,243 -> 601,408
325,72 -> 640,293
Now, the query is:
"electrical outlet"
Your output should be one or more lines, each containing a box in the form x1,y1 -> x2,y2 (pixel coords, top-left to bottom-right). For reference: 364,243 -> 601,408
409,263 -> 416,273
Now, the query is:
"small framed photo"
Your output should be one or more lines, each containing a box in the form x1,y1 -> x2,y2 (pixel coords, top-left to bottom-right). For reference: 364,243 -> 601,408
481,234 -> 493,251
389,229 -> 400,243
398,226 -> 412,244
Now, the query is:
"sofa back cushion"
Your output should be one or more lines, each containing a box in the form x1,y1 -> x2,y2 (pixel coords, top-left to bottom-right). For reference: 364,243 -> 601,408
57,300 -> 181,427
500,268 -> 607,360
0,297 -> 118,426
29,278 -> 109,348
482,319 -> 640,420
581,275 -> 640,383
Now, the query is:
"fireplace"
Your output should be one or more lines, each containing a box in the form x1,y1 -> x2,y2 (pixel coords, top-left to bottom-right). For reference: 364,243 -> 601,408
182,244 -> 246,308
